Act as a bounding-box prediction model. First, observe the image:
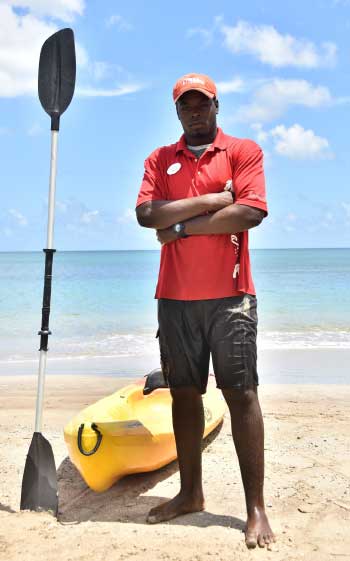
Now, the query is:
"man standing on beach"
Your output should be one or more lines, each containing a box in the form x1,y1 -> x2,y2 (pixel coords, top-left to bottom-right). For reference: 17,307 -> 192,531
135,73 -> 275,549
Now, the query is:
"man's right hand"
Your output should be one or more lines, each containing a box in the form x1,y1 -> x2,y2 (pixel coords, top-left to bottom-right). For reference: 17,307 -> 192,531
205,191 -> 235,212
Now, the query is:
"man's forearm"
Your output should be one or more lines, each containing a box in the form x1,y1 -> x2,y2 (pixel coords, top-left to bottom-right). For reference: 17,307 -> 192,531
136,197 -> 212,230
183,204 -> 263,235
136,192 -> 232,230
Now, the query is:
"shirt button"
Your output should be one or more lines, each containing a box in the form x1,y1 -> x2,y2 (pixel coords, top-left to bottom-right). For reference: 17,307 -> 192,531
195,158 -> 198,162
197,171 -> 201,175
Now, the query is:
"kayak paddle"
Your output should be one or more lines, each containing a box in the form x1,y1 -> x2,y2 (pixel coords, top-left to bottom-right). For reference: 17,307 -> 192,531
20,28 -> 76,516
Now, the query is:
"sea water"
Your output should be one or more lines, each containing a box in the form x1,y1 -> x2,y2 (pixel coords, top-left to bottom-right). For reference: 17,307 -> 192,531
1,249 -> 349,378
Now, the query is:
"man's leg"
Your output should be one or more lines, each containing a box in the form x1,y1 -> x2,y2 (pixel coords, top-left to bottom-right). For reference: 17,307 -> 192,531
147,386 -> 205,523
222,385 -> 275,548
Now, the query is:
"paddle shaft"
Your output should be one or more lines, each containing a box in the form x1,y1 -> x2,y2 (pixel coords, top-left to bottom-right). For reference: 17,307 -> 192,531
35,130 -> 58,433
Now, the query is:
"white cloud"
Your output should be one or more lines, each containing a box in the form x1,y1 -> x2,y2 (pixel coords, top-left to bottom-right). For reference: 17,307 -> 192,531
261,149 -> 272,168
27,122 -> 43,136
56,200 -> 68,213
270,124 -> 332,159
286,212 -> 297,222
75,44 -> 89,67
55,199 -> 105,228
252,122 -> 333,160
0,4 -> 88,97
106,14 -> 133,31
117,208 -> 137,224
3,227 -> 13,237
219,20 -> 337,68
0,5 -> 56,96
76,84 -> 144,97
186,15 -> 223,46
251,123 -> 268,143
341,202 -> 350,218
0,5 -> 141,100
236,79 -> 332,122
320,211 -> 335,229
216,76 -> 245,94
5,0 -> 84,22
8,209 -> 28,226
80,210 -> 99,224
88,61 -> 125,84
187,27 -> 214,46
90,62 -> 112,82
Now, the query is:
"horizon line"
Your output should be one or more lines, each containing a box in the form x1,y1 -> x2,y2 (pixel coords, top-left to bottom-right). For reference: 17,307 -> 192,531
0,247 -> 349,253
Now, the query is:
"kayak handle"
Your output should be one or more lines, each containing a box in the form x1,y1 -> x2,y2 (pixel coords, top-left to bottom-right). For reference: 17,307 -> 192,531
77,423 -> 102,456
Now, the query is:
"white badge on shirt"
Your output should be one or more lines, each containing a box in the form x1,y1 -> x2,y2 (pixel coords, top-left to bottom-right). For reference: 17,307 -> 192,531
167,162 -> 181,175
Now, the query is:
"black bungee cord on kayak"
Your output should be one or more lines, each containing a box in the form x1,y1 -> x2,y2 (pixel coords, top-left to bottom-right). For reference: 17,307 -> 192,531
77,423 -> 103,456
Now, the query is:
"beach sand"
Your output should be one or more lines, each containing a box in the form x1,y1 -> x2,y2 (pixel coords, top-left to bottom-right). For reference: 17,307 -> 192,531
0,375 -> 349,561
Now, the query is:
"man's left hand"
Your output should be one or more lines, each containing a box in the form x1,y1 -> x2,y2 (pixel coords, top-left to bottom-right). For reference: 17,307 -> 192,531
156,227 -> 179,245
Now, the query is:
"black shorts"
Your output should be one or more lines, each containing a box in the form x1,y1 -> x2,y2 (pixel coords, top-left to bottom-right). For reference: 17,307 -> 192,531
157,294 -> 259,394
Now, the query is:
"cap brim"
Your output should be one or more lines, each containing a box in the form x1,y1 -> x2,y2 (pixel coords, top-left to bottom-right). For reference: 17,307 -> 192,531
174,86 -> 215,103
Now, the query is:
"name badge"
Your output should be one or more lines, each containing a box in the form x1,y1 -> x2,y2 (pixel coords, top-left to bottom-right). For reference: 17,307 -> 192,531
167,162 -> 181,175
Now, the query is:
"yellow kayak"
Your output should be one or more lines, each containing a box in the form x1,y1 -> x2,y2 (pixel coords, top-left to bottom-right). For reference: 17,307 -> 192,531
64,372 -> 226,492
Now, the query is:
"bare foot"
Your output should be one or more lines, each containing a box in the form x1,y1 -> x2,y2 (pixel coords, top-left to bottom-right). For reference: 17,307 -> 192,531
146,492 -> 205,524
244,506 -> 276,549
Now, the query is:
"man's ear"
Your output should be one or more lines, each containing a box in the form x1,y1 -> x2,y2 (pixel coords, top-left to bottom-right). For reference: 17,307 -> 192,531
214,98 -> 219,114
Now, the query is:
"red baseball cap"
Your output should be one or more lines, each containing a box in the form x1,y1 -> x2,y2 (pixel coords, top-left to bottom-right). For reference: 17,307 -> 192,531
173,73 -> 217,103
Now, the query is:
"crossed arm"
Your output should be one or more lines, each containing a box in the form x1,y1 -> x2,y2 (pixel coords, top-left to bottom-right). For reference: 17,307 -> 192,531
136,192 -> 266,244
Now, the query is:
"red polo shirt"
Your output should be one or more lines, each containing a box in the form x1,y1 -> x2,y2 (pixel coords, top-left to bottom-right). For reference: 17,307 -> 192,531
136,127 -> 268,300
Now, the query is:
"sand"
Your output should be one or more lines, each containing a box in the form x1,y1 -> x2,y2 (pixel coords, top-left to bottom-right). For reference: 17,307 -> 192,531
0,374 -> 350,561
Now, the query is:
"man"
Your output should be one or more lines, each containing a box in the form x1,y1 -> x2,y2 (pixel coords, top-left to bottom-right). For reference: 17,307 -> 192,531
135,73 -> 275,549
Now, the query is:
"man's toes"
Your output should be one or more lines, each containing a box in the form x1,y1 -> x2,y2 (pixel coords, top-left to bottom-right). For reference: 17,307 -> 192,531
257,534 -> 266,547
146,505 -> 164,524
245,533 -> 257,548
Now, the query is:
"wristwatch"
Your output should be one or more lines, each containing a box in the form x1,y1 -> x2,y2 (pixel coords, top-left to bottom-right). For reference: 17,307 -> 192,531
172,222 -> 189,238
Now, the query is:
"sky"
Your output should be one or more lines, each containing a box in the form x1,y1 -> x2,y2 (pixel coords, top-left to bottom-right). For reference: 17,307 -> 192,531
1,0 -> 350,251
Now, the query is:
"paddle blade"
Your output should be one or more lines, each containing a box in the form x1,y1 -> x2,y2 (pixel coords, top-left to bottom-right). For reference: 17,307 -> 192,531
20,432 -> 58,516
38,28 -> 76,130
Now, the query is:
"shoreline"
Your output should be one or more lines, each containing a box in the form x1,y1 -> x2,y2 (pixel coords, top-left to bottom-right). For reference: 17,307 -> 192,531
0,347 -> 349,384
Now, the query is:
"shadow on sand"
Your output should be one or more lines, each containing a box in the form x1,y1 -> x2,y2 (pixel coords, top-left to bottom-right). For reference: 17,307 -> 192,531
57,421 -> 245,532
0,502 -> 16,514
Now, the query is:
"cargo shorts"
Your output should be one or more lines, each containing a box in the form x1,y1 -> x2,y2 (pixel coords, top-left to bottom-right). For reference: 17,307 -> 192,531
156,293 -> 259,394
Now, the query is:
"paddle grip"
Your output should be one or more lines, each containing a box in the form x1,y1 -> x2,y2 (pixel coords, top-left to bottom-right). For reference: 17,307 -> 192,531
51,114 -> 60,131
38,248 -> 56,351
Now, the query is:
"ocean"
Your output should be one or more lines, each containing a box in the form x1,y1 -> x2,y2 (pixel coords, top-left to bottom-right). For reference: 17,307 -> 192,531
1,249 -> 349,381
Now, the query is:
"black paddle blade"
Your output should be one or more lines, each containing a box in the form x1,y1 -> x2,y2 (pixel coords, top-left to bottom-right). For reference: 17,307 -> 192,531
38,28 -> 76,131
20,432 -> 58,516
